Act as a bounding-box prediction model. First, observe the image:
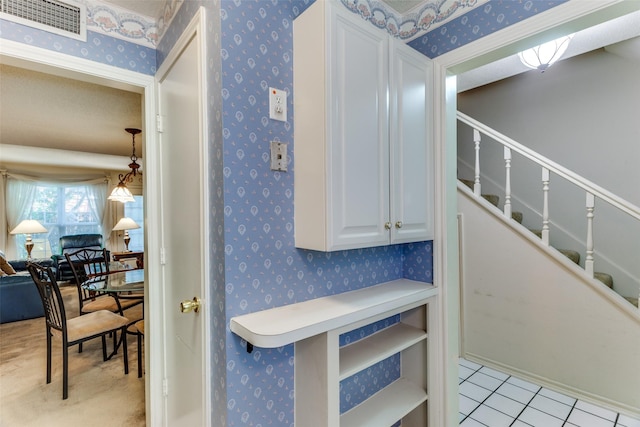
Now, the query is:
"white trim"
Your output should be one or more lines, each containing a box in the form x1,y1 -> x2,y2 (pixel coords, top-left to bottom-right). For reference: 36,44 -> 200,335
0,38 -> 159,427
154,7 -> 212,427
432,1 -> 640,424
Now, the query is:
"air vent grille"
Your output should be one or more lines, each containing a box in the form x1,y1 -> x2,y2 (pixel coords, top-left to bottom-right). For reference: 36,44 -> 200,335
1,0 -> 86,40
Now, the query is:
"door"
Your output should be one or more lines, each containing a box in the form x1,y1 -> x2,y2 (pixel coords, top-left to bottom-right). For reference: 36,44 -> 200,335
156,10 -> 209,426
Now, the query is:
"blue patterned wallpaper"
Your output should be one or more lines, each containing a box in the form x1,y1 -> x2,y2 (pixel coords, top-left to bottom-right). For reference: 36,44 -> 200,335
0,19 -> 157,74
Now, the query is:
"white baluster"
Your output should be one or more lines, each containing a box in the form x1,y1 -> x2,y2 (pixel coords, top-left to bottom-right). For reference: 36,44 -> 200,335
504,146 -> 512,218
541,168 -> 550,246
473,129 -> 481,196
585,192 -> 595,277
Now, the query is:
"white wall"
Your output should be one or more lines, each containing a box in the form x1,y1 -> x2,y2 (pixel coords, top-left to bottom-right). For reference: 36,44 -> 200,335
457,49 -> 640,298
458,186 -> 640,417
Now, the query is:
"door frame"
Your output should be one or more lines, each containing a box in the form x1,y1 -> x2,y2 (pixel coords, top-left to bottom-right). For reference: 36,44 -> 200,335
0,38 -> 162,426
431,0 -> 640,424
153,7 -> 211,426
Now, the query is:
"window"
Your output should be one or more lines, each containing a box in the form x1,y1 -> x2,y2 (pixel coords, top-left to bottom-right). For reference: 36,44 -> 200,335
14,184 -> 102,259
124,196 -> 144,252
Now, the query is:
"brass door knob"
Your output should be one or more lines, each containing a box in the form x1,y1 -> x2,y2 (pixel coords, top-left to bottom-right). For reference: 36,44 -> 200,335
395,221 -> 403,229
180,297 -> 201,314
384,222 -> 392,230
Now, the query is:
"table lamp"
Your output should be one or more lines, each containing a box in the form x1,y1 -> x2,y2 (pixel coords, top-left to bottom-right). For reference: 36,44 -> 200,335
113,217 -> 140,252
10,219 -> 48,259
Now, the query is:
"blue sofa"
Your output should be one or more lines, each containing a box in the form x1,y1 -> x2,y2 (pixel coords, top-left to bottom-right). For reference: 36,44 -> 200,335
0,251 -> 53,323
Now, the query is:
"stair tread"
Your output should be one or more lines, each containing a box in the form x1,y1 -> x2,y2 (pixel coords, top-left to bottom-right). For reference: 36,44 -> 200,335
624,297 -> 639,307
558,249 -> 580,265
512,212 -> 523,224
594,272 -> 614,289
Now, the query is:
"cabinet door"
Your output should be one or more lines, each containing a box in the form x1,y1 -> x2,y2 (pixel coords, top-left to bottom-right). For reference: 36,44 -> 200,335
389,40 -> 434,244
327,7 -> 390,250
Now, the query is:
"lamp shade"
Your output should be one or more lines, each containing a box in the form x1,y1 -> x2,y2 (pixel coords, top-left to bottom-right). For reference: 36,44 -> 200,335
10,219 -> 48,235
518,34 -> 574,72
113,217 -> 140,231
108,184 -> 135,203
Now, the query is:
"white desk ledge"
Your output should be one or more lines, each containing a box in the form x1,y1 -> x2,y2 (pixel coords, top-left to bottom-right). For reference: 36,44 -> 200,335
230,279 -> 436,350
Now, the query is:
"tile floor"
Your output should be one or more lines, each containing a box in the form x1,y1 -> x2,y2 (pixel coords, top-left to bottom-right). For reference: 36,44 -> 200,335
459,358 -> 640,427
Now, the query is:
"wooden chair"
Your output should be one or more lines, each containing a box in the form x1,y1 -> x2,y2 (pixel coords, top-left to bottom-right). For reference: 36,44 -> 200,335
26,262 -> 129,400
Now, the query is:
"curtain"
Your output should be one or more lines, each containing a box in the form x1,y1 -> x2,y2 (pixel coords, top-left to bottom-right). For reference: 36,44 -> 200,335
84,182 -> 113,245
0,171 -> 7,253
5,177 -> 38,259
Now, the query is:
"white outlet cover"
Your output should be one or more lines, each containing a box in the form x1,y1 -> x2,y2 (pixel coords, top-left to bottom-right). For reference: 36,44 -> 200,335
269,87 -> 287,122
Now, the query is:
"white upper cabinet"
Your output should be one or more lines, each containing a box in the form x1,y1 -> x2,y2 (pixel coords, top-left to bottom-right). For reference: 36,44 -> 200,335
294,0 -> 433,251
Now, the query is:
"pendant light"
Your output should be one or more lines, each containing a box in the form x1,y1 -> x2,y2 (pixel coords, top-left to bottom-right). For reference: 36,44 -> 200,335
109,128 -> 142,203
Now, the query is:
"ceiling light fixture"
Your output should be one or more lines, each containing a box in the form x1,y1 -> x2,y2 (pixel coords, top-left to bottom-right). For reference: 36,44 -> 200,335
518,34 -> 574,72
109,128 -> 142,203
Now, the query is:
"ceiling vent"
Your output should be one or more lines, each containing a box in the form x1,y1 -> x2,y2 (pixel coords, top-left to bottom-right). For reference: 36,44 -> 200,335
1,0 -> 86,41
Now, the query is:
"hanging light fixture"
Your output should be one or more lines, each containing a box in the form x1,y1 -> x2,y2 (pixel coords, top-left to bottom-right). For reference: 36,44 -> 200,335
518,34 -> 574,72
109,128 -> 142,203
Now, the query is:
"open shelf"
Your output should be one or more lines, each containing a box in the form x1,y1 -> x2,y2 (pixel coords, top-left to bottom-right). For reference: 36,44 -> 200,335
340,377 -> 428,427
339,323 -> 427,380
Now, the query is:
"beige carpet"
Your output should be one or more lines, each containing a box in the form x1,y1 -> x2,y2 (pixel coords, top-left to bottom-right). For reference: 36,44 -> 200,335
0,284 -> 145,427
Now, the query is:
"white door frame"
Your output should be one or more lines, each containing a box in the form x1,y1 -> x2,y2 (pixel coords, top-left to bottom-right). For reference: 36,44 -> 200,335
0,38 -> 162,426
153,8 -> 211,426
431,0 -> 639,424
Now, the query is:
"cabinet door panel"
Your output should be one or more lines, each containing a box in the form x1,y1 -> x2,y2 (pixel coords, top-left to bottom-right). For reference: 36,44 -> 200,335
389,40 -> 433,244
328,10 -> 389,249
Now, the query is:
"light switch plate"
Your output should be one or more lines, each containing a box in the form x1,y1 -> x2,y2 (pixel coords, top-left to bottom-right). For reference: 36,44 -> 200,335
270,141 -> 288,172
269,87 -> 287,122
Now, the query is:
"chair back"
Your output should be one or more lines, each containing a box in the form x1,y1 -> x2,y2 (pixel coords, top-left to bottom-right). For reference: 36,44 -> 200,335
26,262 -> 67,334
65,248 -> 110,313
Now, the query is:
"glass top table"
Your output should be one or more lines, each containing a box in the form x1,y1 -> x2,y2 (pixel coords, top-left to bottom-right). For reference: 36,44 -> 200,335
82,269 -> 144,293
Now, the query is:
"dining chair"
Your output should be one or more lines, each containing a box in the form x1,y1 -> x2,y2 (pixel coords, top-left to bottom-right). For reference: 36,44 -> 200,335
65,248 -> 143,316
26,262 -> 129,400
133,320 -> 144,378
65,248 -> 143,353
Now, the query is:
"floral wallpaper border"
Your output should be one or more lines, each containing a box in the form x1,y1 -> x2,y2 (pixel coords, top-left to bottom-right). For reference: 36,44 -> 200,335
340,0 -> 487,41
80,0 -> 183,48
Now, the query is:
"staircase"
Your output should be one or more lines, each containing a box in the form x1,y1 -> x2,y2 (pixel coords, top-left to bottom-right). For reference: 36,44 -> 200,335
459,178 -> 638,308
457,111 -> 640,309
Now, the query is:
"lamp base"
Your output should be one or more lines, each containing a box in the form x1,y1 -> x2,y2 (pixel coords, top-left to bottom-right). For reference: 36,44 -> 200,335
25,241 -> 34,260
124,231 -> 131,252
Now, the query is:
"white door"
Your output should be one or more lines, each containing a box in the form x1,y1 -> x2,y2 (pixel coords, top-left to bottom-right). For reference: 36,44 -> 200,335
156,10 -> 209,426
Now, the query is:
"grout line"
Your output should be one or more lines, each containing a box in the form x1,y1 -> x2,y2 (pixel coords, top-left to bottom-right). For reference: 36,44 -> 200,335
562,399 -> 578,426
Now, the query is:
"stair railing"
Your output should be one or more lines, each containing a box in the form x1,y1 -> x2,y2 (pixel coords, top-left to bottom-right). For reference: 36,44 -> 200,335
458,111 -> 640,307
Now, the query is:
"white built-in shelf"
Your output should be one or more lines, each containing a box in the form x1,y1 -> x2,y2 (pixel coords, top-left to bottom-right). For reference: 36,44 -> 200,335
340,377 -> 428,427
230,278 -> 437,427
230,279 -> 436,349
339,323 -> 427,380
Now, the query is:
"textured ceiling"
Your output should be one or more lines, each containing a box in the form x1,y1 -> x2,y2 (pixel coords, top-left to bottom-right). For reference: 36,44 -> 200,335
0,63 -> 143,157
